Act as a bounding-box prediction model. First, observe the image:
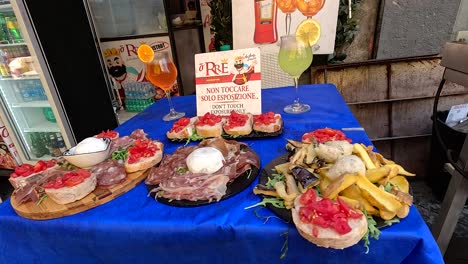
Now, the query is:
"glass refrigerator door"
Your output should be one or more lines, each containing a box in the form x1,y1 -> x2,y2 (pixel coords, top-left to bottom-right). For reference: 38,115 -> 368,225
87,0 -> 168,39
0,3 -> 67,161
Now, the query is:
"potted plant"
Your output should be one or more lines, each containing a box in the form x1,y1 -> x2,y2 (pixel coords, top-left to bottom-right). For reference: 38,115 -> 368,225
208,0 -> 233,51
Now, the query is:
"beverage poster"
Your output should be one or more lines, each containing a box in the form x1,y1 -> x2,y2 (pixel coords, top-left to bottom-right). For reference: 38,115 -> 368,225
195,48 -> 262,116
0,118 -> 19,169
99,36 -> 178,105
232,0 -> 339,54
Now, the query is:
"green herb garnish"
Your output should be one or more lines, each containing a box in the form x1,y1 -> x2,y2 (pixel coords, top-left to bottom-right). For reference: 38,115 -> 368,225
267,173 -> 285,188
184,131 -> 205,145
362,210 -> 381,254
246,169 -> 252,179
384,182 -> 393,192
244,197 -> 285,210
177,167 -> 189,173
112,147 -> 128,161
383,218 -> 400,227
280,230 -> 289,260
36,194 -> 48,206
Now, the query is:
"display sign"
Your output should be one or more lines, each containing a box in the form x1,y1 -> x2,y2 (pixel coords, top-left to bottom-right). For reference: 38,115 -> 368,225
99,36 -> 178,103
0,117 -> 20,168
232,0 -> 339,54
195,48 -> 262,116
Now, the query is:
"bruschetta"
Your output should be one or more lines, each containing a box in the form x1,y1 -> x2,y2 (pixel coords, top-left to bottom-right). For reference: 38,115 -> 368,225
166,117 -> 197,140
195,112 -> 225,138
223,111 -> 253,136
124,139 -> 164,173
253,112 -> 282,133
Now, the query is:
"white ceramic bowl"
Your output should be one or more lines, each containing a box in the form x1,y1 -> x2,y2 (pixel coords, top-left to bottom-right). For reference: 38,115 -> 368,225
62,138 -> 111,168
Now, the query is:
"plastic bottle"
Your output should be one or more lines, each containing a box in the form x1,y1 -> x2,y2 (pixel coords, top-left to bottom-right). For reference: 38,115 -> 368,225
56,133 -> 67,153
5,14 -> 22,43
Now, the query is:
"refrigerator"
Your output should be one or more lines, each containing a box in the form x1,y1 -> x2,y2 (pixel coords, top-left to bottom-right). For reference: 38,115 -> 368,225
0,1 -> 119,164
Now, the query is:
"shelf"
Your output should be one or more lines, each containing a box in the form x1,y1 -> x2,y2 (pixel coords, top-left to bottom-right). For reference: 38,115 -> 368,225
0,75 -> 40,81
11,101 -> 50,108
23,121 -> 60,133
0,42 -> 27,48
0,3 -> 11,11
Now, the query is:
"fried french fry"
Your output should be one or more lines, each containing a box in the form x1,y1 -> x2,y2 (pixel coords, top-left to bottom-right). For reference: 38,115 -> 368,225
274,162 -> 290,175
379,208 -> 397,220
366,166 -> 391,183
319,174 -> 331,191
353,144 -> 376,170
377,166 -> 399,186
362,144 -> 381,168
253,188 -> 279,197
290,147 -> 307,165
389,176 -> 410,193
338,196 -> 361,210
305,143 -> 316,164
340,184 -> 379,215
397,204 -> 410,218
375,152 -> 396,165
385,164 -> 416,177
285,173 -> 300,197
322,173 -> 357,199
355,173 -> 402,213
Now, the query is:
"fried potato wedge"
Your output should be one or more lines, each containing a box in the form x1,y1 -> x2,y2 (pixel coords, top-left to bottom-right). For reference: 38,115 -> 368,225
340,184 -> 379,215
353,144 -> 376,170
379,208 -> 397,220
389,176 -> 410,193
366,166 -> 391,183
322,173 -> 357,199
274,162 -> 290,175
377,166 -> 399,186
375,152 -> 396,165
355,173 -> 402,213
397,204 -> 410,218
362,144 -> 381,168
338,195 -> 361,210
385,164 -> 416,177
305,143 -> 316,165
253,188 -> 279,197
390,189 -> 413,206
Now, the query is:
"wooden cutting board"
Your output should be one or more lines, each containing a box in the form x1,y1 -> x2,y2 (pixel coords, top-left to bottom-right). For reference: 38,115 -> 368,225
10,169 -> 149,220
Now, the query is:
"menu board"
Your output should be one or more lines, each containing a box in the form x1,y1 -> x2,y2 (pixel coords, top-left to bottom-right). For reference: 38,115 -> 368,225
195,48 -> 262,116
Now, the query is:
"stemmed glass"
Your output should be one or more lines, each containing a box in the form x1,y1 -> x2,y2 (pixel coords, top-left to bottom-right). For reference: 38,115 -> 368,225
276,0 -> 297,35
278,34 -> 313,114
145,51 -> 185,121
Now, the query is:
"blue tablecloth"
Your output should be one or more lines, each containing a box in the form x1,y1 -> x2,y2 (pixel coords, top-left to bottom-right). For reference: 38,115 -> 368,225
0,84 -> 443,263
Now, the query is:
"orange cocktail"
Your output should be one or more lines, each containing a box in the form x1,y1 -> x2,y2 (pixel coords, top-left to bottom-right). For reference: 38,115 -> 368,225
296,0 -> 325,17
146,61 -> 177,91
277,0 -> 296,14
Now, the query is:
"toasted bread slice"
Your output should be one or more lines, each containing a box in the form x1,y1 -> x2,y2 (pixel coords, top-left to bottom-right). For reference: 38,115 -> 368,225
223,113 -> 253,136
125,141 -> 164,173
166,117 -> 197,139
195,113 -> 225,138
291,194 -> 368,249
253,113 -> 282,133
45,173 -> 97,205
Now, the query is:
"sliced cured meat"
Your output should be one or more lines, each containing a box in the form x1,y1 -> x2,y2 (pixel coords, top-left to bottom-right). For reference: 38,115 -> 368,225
129,129 -> 148,140
147,138 -> 260,202
110,136 -> 135,153
90,159 -> 127,187
14,169 -> 66,204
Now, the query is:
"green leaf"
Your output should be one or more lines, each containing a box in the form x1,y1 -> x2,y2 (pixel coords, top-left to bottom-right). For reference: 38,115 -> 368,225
383,218 -> 400,227
266,173 -> 285,189
384,182 -> 393,192
244,197 -> 285,210
362,210 -> 381,254
36,194 -> 48,206
177,167 -> 189,173
112,147 -> 128,161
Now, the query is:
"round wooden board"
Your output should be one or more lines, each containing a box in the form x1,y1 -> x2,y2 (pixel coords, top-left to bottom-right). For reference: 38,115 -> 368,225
10,169 -> 150,220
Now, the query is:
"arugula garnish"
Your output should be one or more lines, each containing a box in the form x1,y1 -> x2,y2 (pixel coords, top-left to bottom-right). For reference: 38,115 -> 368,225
266,173 -> 285,188
362,210 -> 381,254
177,167 -> 189,173
112,147 -> 128,161
185,131 -> 204,145
244,197 -> 285,210
383,218 -> 400,227
384,182 -> 393,192
36,194 -> 48,206
280,229 -> 289,260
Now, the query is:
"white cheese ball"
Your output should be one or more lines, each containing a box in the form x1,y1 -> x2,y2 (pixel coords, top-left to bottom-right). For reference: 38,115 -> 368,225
74,137 -> 107,154
315,140 -> 353,163
186,147 -> 225,174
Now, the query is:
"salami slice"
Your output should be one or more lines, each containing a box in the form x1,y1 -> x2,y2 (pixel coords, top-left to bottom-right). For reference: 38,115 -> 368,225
90,160 -> 127,187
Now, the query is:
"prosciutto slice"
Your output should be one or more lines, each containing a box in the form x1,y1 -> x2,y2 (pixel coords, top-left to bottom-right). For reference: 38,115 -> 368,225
90,159 -> 127,187
147,138 -> 259,202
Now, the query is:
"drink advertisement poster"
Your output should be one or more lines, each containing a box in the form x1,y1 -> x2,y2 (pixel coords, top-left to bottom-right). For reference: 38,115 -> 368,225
99,36 -> 178,103
195,47 -> 262,116
232,0 -> 339,54
0,118 -> 19,169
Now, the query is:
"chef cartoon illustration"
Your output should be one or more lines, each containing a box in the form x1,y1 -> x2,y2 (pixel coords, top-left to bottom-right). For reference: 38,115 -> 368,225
103,48 -> 145,102
231,55 -> 256,85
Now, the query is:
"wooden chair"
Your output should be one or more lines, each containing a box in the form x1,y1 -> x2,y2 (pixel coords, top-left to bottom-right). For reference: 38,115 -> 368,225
431,41 -> 468,255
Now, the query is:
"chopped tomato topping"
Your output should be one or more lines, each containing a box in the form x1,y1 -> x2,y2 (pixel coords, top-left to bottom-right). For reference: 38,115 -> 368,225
302,128 -> 352,144
224,110 -> 249,130
43,169 -> 91,189
96,129 -> 119,139
298,189 -> 362,236
169,117 -> 191,133
127,139 -> 159,164
196,112 -> 222,127
11,159 -> 56,178
253,112 -> 278,126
